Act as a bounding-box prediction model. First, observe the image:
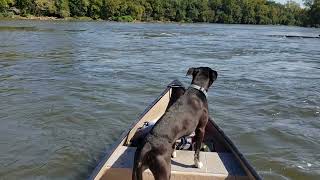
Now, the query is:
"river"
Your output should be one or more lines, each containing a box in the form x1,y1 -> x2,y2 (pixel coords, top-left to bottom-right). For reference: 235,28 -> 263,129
0,20 -> 319,179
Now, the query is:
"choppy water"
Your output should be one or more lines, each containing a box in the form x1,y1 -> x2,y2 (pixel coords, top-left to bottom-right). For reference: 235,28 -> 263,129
0,20 -> 319,180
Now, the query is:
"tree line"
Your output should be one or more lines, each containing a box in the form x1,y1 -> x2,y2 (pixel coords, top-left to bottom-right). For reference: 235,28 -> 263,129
0,0 -> 319,27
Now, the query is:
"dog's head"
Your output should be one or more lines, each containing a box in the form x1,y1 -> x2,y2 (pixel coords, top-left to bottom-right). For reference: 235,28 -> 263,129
186,67 -> 218,90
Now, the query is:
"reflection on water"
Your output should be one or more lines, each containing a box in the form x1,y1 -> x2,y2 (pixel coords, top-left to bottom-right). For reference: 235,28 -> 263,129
0,20 -> 319,180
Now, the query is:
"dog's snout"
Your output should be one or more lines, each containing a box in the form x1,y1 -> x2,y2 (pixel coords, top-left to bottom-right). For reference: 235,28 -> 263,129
186,67 -> 197,76
210,69 -> 218,82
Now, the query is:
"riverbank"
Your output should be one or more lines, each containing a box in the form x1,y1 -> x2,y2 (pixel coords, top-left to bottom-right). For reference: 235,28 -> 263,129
1,14 -> 319,28
0,15 -> 173,24
0,15 -> 95,21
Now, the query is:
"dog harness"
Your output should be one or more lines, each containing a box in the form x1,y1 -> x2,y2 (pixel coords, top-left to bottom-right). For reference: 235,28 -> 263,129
189,84 -> 208,98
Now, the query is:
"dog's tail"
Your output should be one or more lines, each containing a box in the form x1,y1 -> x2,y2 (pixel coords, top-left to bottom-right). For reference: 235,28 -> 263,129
132,142 -> 152,180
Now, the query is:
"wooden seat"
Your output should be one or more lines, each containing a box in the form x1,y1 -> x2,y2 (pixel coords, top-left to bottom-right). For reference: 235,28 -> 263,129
102,146 -> 248,180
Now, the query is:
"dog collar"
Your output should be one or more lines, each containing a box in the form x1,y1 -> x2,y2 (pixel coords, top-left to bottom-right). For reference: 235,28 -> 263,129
189,84 -> 208,98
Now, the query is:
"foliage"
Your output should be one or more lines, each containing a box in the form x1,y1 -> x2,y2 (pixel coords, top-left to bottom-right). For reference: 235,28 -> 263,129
114,15 -> 133,21
34,0 -> 57,16
304,0 -> 320,26
0,0 -> 319,27
0,0 -> 13,11
56,0 -> 70,17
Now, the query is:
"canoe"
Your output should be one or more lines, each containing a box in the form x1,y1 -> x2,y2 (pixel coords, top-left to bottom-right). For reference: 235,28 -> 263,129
89,80 -> 261,180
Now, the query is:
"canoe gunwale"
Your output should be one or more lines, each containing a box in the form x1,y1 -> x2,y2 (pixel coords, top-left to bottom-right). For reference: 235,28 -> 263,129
88,80 -> 184,180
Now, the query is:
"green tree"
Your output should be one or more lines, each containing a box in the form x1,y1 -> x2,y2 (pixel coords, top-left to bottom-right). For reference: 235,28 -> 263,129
308,0 -> 320,26
173,0 -> 186,21
0,0 -> 13,12
69,0 -> 89,17
102,0 -> 120,19
35,0 -> 57,16
126,1 -> 144,20
87,0 -> 102,19
16,0 -> 34,15
241,0 -> 256,24
186,0 -> 200,22
255,1 -> 271,24
197,0 -> 214,22
56,0 -> 70,17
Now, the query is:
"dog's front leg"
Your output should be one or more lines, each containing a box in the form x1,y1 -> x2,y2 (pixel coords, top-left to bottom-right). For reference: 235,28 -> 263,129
171,142 -> 177,158
194,115 -> 208,169
194,126 -> 205,168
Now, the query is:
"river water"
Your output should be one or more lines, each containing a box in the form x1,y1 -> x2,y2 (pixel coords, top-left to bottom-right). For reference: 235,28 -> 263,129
0,20 -> 319,179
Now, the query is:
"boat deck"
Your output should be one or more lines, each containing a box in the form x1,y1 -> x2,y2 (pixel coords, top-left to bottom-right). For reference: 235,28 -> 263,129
102,146 -> 248,180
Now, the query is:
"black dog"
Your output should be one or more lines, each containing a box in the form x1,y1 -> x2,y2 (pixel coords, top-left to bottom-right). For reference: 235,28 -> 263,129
132,67 -> 218,180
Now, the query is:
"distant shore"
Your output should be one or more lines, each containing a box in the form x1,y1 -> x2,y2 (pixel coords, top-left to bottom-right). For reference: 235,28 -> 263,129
0,15 -> 175,24
0,15 -> 95,21
1,0 -> 319,27
0,15 -> 303,27
1,15 -> 319,28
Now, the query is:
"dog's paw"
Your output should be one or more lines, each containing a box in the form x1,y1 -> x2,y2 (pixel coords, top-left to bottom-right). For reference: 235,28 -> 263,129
171,150 -> 177,158
195,161 -> 203,169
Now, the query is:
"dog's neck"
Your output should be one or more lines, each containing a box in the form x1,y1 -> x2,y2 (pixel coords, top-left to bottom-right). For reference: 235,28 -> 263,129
189,84 -> 208,98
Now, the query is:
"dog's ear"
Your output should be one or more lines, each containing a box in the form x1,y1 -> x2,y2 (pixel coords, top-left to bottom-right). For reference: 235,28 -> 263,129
186,67 -> 196,76
210,69 -> 218,82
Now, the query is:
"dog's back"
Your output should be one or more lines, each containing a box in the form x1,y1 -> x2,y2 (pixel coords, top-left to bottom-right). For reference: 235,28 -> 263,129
150,90 -> 207,143
133,89 -> 207,180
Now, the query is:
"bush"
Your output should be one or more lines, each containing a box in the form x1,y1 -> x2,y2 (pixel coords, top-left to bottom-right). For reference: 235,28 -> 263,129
0,11 -> 14,17
114,15 -> 134,22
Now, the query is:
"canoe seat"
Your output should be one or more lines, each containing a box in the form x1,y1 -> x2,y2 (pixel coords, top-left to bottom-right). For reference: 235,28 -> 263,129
102,146 -> 248,180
